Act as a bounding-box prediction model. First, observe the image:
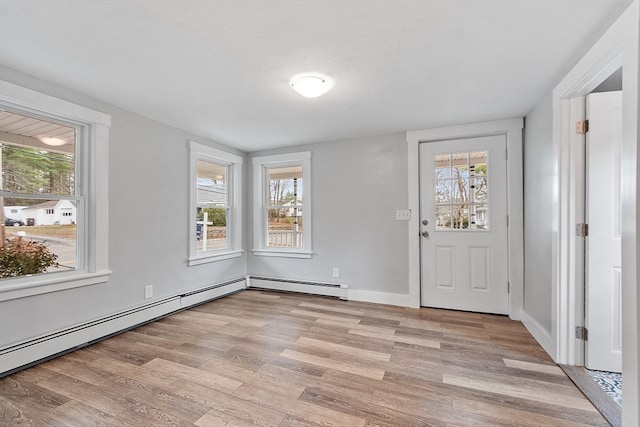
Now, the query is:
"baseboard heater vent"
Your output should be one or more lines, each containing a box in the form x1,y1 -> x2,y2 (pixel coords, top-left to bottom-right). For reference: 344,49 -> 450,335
0,277 -> 246,377
247,275 -> 348,300
180,277 -> 246,308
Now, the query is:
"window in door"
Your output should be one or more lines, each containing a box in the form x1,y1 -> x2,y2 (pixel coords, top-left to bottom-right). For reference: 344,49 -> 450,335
434,151 -> 489,230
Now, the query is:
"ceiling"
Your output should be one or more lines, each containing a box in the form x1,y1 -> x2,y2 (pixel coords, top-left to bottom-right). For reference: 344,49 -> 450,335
0,1 -> 633,152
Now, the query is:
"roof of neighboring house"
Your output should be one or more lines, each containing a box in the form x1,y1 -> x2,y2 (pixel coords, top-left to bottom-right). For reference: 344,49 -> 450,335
22,200 -> 77,211
24,200 -> 58,210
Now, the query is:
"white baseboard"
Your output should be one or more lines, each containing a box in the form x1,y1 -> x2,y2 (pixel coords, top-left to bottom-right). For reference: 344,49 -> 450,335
0,277 -> 246,376
520,309 -> 556,360
348,289 -> 411,307
247,276 -> 348,299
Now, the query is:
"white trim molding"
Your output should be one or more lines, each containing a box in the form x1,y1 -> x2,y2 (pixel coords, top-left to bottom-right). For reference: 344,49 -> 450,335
406,118 -> 524,318
252,151 -> 312,258
188,141 -> 243,266
550,2 -> 639,425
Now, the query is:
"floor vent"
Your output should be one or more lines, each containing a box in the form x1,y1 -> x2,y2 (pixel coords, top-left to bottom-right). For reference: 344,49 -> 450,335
247,275 -> 348,299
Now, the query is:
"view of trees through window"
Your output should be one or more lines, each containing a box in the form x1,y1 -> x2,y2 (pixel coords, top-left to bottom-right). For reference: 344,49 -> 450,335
0,110 -> 77,278
267,165 -> 303,248
434,151 -> 489,230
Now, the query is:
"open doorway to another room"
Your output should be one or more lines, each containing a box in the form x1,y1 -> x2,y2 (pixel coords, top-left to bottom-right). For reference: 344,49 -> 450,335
562,67 -> 623,427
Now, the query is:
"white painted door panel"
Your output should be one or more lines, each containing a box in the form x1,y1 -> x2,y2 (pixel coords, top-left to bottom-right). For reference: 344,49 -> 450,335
419,136 -> 509,314
585,91 -> 622,372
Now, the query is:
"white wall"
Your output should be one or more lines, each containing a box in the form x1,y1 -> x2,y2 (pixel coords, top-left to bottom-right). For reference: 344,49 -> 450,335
0,66 -> 247,348
247,134 -> 410,304
522,91 -> 554,334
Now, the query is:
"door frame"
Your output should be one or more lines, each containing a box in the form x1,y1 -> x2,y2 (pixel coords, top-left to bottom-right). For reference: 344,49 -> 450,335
551,2 -> 638,425
407,118 -> 524,319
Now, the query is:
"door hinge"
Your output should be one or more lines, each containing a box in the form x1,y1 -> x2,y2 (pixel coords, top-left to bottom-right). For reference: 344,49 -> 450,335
506,215 -> 510,227
507,282 -> 510,294
575,326 -> 588,341
576,223 -> 589,237
505,148 -> 509,160
576,120 -> 589,134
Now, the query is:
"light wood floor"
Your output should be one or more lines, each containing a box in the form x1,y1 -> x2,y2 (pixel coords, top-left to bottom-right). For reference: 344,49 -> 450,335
0,290 -> 609,426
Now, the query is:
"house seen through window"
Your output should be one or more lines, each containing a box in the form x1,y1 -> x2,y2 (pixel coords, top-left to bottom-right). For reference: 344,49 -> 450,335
0,110 -> 78,278
196,159 -> 228,252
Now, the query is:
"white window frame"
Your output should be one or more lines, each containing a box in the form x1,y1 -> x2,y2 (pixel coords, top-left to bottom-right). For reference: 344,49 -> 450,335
0,80 -> 111,302
252,151 -> 312,258
188,141 -> 243,265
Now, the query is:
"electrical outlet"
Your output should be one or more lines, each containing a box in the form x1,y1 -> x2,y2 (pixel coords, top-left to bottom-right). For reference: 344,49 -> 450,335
332,267 -> 340,278
395,209 -> 411,221
144,285 -> 153,299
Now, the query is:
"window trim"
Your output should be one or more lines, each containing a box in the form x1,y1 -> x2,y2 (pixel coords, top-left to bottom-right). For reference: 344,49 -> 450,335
252,151 -> 312,258
188,141 -> 243,265
0,80 -> 111,302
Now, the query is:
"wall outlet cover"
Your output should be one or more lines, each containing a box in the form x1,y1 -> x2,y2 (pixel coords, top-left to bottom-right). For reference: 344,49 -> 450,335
395,210 -> 411,221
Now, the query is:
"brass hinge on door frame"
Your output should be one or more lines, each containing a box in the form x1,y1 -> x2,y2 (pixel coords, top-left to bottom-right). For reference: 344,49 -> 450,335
576,120 -> 589,134
576,223 -> 589,237
575,326 -> 588,341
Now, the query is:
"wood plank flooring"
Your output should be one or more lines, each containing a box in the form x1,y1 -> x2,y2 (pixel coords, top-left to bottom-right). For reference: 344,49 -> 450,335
0,290 -> 609,426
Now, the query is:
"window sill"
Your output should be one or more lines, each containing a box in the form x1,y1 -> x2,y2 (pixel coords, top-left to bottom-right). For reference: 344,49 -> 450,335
251,249 -> 313,259
0,270 -> 112,302
188,250 -> 244,266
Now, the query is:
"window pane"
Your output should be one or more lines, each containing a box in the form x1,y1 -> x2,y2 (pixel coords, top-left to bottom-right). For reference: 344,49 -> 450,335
451,178 -> 469,203
196,160 -> 228,252
436,205 -> 452,230
473,177 -> 488,203
451,152 -> 469,179
472,204 -> 488,229
267,208 -> 302,248
451,204 -> 469,229
435,180 -> 451,204
267,165 -> 302,207
434,154 -> 451,179
197,207 -> 227,251
1,110 -> 78,279
0,111 -> 75,196
470,151 -> 488,176
1,197 -> 77,278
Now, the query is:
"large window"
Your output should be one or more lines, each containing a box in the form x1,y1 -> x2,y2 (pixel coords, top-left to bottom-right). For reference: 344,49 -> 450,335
252,152 -> 312,258
189,142 -> 242,265
0,111 -> 78,274
0,80 -> 110,301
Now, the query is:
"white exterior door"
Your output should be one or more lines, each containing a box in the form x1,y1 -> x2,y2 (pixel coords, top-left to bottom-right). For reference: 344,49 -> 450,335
585,91 -> 622,372
419,135 -> 509,314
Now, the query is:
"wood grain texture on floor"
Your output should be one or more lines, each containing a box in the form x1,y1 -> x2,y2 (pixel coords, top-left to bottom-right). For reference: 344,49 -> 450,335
0,290 -> 609,426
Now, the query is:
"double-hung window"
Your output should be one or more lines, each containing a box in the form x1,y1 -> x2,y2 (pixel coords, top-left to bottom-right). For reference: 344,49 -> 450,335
0,80 -> 110,301
252,152 -> 312,258
188,141 -> 243,265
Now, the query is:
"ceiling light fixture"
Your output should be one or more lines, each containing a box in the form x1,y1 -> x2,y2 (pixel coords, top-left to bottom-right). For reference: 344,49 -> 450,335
290,73 -> 333,98
39,136 -> 67,146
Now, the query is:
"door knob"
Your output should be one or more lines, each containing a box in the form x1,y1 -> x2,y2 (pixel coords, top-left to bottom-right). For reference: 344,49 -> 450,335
421,231 -> 430,238
422,219 -> 429,225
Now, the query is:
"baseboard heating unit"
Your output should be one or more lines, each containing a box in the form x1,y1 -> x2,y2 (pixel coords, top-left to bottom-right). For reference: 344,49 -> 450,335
0,277 -> 246,377
247,275 -> 348,300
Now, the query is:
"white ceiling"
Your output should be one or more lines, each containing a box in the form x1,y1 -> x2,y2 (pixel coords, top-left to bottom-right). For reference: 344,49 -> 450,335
0,1 -> 632,152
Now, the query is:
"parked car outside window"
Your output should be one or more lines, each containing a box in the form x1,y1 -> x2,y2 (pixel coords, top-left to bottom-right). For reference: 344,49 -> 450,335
4,218 -> 24,226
